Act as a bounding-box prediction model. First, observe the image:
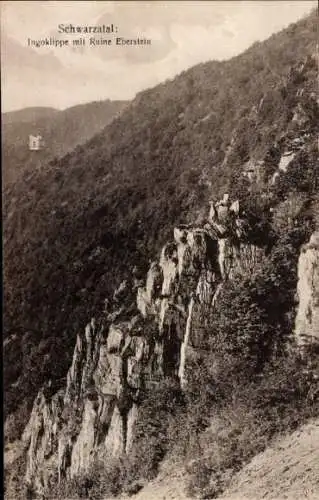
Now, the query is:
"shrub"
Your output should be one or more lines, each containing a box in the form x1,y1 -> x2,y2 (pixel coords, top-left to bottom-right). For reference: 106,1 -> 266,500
124,378 -> 185,485
184,350 -> 319,498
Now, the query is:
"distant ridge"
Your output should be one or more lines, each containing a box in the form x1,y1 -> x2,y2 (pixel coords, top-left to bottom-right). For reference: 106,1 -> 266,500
2,99 -> 129,184
3,107 -> 60,125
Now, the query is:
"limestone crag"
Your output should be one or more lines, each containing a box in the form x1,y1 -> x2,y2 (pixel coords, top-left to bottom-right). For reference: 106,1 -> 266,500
23,195 -> 267,495
295,231 -> 319,347
23,386 -> 64,495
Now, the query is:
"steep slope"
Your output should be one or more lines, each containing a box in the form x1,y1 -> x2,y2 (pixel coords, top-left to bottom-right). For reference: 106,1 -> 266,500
3,11 -> 318,443
221,419 -> 319,500
124,419 -> 319,500
2,100 -> 128,185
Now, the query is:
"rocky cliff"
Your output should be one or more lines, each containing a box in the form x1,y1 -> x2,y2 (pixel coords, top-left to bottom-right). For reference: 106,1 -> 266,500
22,198 -> 319,497
22,194 -> 268,496
295,231 -> 319,348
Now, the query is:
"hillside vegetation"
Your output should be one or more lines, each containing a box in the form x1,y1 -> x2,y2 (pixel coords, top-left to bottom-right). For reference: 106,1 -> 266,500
2,100 -> 128,185
109,418 -> 319,500
3,10 -> 318,444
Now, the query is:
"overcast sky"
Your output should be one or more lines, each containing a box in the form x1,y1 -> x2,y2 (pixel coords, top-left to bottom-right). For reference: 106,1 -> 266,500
1,1 -> 316,112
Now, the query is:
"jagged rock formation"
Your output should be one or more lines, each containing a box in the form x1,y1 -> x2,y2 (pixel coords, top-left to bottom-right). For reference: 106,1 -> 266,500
22,195 -> 268,495
295,232 -> 319,348
24,219 -> 319,499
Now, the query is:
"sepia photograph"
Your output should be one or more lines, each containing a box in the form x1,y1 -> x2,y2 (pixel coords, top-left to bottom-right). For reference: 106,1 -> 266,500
2,1 -> 319,499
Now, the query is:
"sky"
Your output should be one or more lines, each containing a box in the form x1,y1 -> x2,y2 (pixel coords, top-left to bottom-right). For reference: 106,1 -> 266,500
1,0 -> 316,112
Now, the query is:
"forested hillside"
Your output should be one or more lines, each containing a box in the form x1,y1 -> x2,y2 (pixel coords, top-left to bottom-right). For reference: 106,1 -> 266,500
2,100 -> 128,185
3,10 -> 318,443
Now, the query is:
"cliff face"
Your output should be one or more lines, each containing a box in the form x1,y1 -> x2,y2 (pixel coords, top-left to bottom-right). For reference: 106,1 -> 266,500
22,195 -> 267,495
295,232 -> 319,347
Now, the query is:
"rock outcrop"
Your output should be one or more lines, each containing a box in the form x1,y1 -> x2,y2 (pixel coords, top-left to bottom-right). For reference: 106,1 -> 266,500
22,195 -> 269,495
295,232 -> 319,348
